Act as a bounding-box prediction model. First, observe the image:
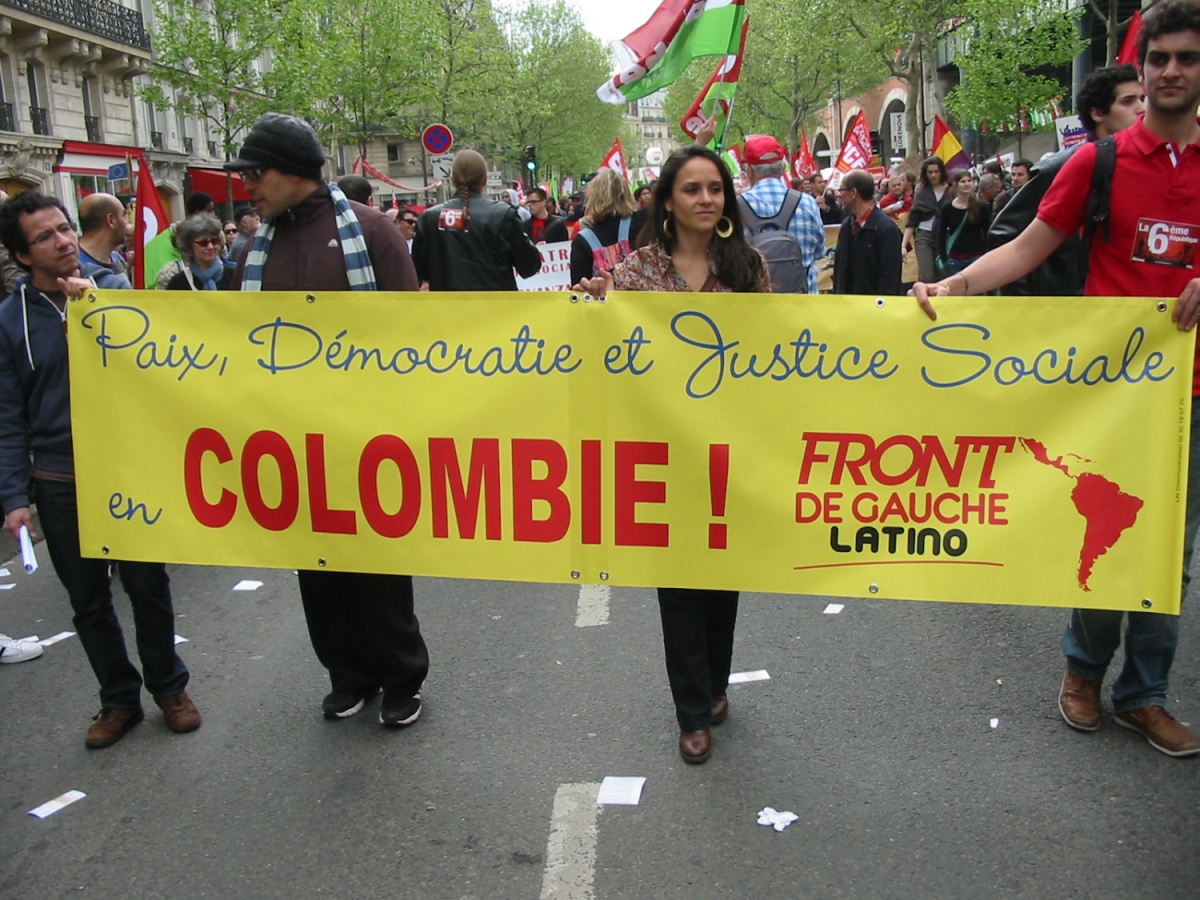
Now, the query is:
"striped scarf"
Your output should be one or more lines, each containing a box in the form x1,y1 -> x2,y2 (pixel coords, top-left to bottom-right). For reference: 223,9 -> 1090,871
240,182 -> 377,292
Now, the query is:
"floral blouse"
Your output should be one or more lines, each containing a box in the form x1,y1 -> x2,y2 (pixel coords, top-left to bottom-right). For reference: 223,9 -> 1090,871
611,243 -> 771,293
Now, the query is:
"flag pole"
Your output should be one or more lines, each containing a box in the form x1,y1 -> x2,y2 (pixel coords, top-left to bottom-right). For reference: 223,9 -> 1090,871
714,15 -> 747,152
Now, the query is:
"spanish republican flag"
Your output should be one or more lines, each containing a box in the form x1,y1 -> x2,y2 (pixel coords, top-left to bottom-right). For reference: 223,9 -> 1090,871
932,115 -> 972,171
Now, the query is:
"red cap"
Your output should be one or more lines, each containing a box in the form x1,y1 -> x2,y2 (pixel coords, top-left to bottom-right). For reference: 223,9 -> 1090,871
742,135 -> 787,165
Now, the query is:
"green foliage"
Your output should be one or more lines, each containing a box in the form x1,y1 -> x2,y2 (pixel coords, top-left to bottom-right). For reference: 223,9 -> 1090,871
490,0 -> 626,176
143,0 -> 276,157
944,0 -> 1086,131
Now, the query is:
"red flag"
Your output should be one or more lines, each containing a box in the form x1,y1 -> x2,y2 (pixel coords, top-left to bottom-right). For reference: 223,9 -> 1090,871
834,111 -> 872,173
601,137 -> 629,181
792,131 -> 816,180
133,155 -> 169,289
1117,10 -> 1142,65
679,17 -> 749,139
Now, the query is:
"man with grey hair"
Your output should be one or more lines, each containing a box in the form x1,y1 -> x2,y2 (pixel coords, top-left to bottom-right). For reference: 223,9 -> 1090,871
976,173 -> 1003,209
736,134 -> 824,293
832,168 -> 902,296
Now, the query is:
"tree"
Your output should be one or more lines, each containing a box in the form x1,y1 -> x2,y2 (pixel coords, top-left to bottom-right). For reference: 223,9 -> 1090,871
143,0 -> 275,160
492,0 -> 627,178
732,0 -> 883,153
265,0 -> 440,158
943,0 -> 1086,144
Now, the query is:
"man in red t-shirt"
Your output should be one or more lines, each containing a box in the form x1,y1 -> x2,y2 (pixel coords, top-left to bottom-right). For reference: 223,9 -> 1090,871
912,0 -> 1200,757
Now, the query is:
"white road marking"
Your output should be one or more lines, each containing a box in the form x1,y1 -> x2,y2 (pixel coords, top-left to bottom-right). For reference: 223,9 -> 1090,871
575,585 -> 610,627
540,782 -> 601,900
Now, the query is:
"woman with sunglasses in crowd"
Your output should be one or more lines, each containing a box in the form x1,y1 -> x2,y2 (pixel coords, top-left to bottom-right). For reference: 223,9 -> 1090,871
165,214 -> 234,291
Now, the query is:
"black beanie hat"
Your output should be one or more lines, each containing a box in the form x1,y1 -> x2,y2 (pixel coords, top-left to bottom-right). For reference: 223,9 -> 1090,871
224,113 -> 325,180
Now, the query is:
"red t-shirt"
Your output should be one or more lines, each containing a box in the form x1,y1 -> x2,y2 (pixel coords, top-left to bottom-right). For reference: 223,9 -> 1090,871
1038,116 -> 1200,392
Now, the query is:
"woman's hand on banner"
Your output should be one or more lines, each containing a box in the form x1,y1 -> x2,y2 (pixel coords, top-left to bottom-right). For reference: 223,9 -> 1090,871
1172,278 -> 1200,332
574,270 -> 614,300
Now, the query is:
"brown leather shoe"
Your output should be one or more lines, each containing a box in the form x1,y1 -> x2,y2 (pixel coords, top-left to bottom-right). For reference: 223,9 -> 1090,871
1058,670 -> 1102,731
85,706 -> 144,749
1115,706 -> 1200,757
679,729 -> 711,764
155,690 -> 202,733
711,694 -> 729,726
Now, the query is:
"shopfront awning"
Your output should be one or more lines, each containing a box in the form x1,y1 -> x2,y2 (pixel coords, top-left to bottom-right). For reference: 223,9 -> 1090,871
187,167 -> 251,204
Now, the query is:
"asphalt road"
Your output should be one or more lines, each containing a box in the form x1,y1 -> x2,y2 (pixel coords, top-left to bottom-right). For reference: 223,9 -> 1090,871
2,555 -> 1197,899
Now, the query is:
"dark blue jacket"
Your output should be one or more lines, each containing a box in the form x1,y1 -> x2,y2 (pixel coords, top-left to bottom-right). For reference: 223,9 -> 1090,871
833,206 -> 903,296
0,262 -> 127,512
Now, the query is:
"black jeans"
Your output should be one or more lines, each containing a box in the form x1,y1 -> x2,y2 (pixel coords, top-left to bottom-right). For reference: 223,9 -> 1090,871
297,570 -> 429,698
657,587 -> 739,731
35,478 -> 188,708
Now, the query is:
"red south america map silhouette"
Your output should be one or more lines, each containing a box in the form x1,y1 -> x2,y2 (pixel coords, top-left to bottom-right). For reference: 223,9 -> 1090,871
1020,439 -> 1143,591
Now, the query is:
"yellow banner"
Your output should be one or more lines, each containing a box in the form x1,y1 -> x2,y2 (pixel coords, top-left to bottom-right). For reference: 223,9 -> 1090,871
68,290 -> 1192,614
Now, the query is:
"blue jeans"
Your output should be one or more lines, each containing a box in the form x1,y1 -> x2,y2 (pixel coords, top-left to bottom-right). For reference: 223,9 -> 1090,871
1060,395 -> 1199,712
35,479 -> 188,709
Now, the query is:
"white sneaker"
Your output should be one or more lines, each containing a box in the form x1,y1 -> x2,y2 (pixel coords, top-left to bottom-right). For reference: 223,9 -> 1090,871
0,634 -> 43,663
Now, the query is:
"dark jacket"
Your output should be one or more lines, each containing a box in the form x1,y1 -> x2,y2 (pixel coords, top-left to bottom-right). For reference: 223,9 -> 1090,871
833,206 -> 903,296
412,191 -> 542,291
0,262 -> 128,512
985,145 -> 1088,296
522,214 -> 569,244
232,184 -> 418,292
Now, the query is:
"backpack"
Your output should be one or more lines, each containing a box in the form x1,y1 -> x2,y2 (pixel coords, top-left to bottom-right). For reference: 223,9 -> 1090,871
737,191 -> 807,293
578,217 -> 632,275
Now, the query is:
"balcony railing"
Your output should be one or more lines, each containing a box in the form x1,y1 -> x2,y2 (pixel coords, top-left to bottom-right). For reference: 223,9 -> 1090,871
84,115 -> 101,142
207,140 -> 218,158
150,130 -> 163,149
183,136 -> 194,155
0,103 -> 14,131
0,0 -> 151,50
29,106 -> 48,135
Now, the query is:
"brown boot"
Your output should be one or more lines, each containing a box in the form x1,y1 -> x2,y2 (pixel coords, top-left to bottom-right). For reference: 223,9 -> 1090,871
155,690 -> 202,733
1115,706 -> 1200,757
1058,670 -> 1102,731
85,706 -> 144,749
711,694 -> 729,725
679,729 -> 711,764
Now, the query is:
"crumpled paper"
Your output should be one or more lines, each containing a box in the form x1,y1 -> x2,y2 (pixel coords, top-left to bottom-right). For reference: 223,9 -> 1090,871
757,807 -> 799,832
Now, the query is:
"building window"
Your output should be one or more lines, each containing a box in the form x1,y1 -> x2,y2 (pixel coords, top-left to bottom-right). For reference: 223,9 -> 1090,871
26,63 -> 48,136
82,77 -> 102,142
387,143 -> 401,162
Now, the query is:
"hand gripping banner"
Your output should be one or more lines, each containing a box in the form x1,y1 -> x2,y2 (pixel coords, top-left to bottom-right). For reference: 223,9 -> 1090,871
68,290 -> 1192,614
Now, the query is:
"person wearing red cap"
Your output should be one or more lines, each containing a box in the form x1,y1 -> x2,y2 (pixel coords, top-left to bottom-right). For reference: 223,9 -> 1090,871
736,135 -> 825,293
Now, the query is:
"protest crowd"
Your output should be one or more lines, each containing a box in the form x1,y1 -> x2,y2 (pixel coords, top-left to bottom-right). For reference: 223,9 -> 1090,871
1,0 -> 1199,774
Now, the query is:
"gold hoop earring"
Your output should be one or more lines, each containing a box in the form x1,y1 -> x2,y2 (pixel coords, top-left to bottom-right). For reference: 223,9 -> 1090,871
715,216 -> 734,239
662,212 -> 675,241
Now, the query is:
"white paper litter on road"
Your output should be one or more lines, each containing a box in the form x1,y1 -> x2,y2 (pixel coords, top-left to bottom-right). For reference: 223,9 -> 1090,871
823,603 -> 844,614
728,670 -> 770,684
19,525 -> 37,574
174,634 -> 188,645
990,718 -> 1000,728
29,790 -> 85,818
757,807 -> 799,832
596,777 -> 645,806
232,580 -> 263,591
0,567 -> 10,576
0,583 -> 15,590
38,631 -> 74,646
17,635 -> 37,642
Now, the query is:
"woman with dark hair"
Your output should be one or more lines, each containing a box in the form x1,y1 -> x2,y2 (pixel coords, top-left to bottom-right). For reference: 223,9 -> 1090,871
936,168 -> 992,277
902,155 -> 950,283
166,213 -> 233,290
575,144 -> 769,765
411,149 -> 541,290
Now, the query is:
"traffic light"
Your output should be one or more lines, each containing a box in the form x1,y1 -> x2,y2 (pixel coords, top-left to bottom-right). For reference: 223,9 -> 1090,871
524,145 -> 537,174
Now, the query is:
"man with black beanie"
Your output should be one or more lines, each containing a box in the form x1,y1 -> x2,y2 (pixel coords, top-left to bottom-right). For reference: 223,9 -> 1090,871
226,113 -> 430,728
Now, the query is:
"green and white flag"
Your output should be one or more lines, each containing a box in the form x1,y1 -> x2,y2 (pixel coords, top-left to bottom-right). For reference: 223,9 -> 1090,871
597,0 -> 746,105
